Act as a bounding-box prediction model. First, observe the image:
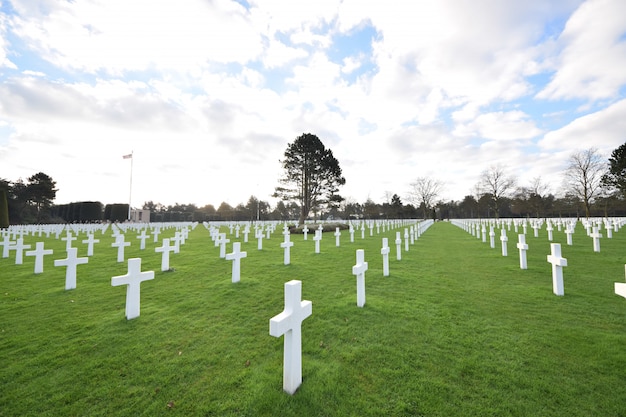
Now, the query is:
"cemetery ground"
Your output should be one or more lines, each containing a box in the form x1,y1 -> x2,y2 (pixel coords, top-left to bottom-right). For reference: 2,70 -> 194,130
1,221 -> 626,416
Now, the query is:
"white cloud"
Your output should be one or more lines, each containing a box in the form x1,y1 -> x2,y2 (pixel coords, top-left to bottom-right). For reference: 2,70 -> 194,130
454,111 -> 543,141
539,98 -> 626,153
537,0 -> 626,101
10,0 -> 264,74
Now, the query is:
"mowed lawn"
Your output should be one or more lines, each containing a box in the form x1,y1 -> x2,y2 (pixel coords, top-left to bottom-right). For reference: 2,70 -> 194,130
1,220 -> 626,416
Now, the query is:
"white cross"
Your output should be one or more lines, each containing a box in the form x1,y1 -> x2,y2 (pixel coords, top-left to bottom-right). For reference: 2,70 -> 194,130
313,230 -> 322,254
590,227 -> 602,252
302,225 -> 309,240
546,222 -> 554,241
54,248 -> 88,290
25,242 -> 54,274
61,232 -> 77,251
404,228 -> 409,252
1,234 -> 15,258
395,232 -> 402,261
349,226 -> 355,243
352,249 -> 368,307
516,234 -> 528,270
256,229 -> 264,250
155,238 -> 176,271
532,222 -> 540,238
111,258 -> 155,320
547,243 -> 567,296
481,225 -> 487,243
565,225 -> 574,246
137,229 -> 150,250
217,233 -> 230,258
334,228 -> 341,247
281,233 -> 294,265
489,226 -> 495,249
10,237 -> 31,265
171,231 -> 182,254
500,228 -> 508,257
225,242 -> 247,283
381,237 -> 390,277
269,280 -> 312,395
152,227 -> 161,243
111,234 -> 130,263
243,226 -> 250,243
82,233 -> 100,256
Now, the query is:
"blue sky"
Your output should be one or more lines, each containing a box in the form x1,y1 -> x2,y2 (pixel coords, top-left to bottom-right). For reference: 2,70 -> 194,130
1,0 -> 625,208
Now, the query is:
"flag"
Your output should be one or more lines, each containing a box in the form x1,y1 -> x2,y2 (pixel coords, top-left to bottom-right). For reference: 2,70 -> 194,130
123,153 -> 132,159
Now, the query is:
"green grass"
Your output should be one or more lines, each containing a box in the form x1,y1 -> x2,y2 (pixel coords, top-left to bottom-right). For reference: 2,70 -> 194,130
1,220 -> 626,416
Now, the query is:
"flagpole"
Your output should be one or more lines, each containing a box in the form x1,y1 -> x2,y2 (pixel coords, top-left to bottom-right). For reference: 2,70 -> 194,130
128,151 -> 133,220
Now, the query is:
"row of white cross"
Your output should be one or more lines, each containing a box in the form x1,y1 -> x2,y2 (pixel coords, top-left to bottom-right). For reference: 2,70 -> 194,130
452,218 -> 626,298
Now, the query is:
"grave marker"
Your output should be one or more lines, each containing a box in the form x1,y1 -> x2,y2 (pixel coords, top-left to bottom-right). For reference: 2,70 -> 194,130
82,233 -> 100,256
281,233 -> 294,265
54,248 -> 88,290
590,227 -> 602,253
615,265 -> 626,299
547,243 -> 567,296
111,234 -> 130,263
10,238 -> 31,265
517,234 -> 528,270
352,249 -> 368,307
111,258 -> 155,320
381,238 -> 390,277
269,280 -> 312,395
225,242 -> 247,283
395,232 -> 402,261
155,238 -> 176,271
25,242 -> 53,274
500,228 -> 508,257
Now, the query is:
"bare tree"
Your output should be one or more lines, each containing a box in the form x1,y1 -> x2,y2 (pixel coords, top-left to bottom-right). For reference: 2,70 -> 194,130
408,177 -> 444,218
564,148 -> 605,218
478,165 -> 517,218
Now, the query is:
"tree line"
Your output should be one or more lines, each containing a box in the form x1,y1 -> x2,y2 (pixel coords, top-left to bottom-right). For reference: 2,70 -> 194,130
3,137 -> 626,227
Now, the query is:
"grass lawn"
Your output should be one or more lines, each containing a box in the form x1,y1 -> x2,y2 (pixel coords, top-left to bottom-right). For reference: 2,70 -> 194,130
1,220 -> 626,416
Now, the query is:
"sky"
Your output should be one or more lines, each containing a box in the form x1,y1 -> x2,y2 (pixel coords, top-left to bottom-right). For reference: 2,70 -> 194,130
1,0 -> 625,209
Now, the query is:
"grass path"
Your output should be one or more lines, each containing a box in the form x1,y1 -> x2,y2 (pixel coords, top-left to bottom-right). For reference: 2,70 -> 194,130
1,221 -> 625,416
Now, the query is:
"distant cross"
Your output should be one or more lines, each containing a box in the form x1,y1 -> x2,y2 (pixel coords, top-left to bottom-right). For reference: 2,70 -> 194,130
10,237 -> 31,265
381,238 -> 390,277
152,227 -> 161,243
547,243 -> 567,296
25,242 -> 54,274
82,233 -> 100,256
410,226 -> 415,245
313,230 -> 322,254
61,232 -> 77,251
243,225 -> 250,243
516,234 -> 529,270
155,238 -> 176,271
111,234 -> 130,263
489,226 -> 496,249
111,258 -> 155,320
361,224 -> 365,240
302,225 -> 309,240
500,228 -> 508,257
395,232 -> 402,261
171,231 -> 182,254
546,222 -> 554,241
137,229 -> 150,250
1,234 -> 15,258
281,232 -> 294,265
349,225 -> 355,243
565,225 -> 574,246
334,228 -> 341,247
481,225 -> 487,243
404,228 -> 409,252
216,233 -> 230,258
225,242 -> 247,283
352,249 -> 368,307
54,248 -> 88,290
256,229 -> 264,250
532,222 -> 540,238
269,280 -> 312,395
590,227 -> 602,253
